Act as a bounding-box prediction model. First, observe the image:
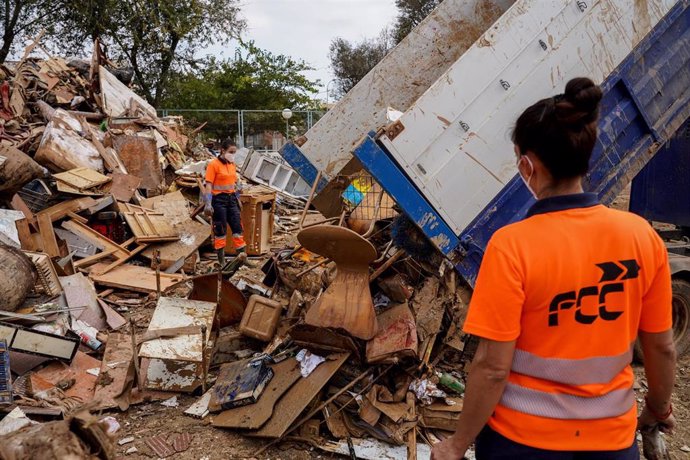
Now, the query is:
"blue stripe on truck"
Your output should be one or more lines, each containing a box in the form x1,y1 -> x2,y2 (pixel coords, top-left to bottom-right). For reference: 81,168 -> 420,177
353,135 -> 460,255
280,143 -> 329,191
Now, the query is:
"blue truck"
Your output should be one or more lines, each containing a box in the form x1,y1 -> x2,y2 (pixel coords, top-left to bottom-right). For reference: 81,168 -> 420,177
282,0 -> 690,354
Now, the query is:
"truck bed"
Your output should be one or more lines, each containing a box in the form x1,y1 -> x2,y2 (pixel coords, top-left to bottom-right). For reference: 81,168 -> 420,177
353,0 -> 690,284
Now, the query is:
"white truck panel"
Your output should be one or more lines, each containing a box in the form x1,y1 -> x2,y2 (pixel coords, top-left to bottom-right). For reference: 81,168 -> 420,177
379,0 -> 676,234
296,0 -> 515,179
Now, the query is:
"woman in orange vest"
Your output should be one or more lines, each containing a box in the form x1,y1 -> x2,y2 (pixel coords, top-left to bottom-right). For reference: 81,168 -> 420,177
431,78 -> 676,459
204,138 -> 246,266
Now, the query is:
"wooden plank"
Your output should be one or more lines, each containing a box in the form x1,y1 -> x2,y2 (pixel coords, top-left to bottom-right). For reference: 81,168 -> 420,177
14,218 -> 38,251
88,263 -> 185,293
55,181 -> 104,196
36,197 -> 98,222
10,194 -> 36,228
66,212 -> 87,224
37,213 -> 60,257
142,220 -> 210,269
212,358 -> 303,429
61,220 -> 129,259
73,248 -> 117,268
247,353 -> 349,438
53,167 -> 110,190
92,244 -> 148,276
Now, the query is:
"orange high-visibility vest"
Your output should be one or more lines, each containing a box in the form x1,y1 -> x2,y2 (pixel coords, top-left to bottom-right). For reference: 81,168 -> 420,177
463,193 -> 672,451
205,158 -> 237,195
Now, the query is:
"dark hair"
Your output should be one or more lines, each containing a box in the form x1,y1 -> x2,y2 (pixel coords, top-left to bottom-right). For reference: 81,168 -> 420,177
221,138 -> 236,151
512,77 -> 603,180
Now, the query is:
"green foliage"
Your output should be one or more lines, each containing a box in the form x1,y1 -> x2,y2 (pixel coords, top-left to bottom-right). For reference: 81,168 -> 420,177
53,0 -> 245,107
328,30 -> 392,99
161,41 -> 320,139
392,0 -> 442,44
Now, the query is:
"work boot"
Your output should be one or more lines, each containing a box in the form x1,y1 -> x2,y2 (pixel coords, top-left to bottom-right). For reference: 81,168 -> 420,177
216,248 -> 225,267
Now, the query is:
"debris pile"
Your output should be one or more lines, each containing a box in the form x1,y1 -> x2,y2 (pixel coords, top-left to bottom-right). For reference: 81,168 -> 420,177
0,44 -> 476,460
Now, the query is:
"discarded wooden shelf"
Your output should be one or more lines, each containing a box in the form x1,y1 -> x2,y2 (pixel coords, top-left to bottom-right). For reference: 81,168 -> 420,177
53,167 -> 110,191
122,211 -> 178,243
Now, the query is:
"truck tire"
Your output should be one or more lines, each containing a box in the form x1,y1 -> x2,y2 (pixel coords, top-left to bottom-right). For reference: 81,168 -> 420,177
671,278 -> 690,356
634,277 -> 690,361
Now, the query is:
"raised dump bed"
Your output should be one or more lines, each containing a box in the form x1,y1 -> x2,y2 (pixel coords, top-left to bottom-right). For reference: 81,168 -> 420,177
280,0 -> 515,192
352,0 -> 690,285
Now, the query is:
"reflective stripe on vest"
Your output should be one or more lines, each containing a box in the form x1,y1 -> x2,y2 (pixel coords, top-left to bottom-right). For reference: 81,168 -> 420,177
500,383 -> 635,420
213,184 -> 235,192
511,343 -> 634,385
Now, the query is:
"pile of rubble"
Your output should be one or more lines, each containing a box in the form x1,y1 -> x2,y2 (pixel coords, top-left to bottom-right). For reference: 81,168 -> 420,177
0,46 -> 474,460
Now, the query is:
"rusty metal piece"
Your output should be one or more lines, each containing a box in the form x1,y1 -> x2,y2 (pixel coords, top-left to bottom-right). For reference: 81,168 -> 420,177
385,120 -> 405,141
189,273 -> 246,327
298,225 -> 378,340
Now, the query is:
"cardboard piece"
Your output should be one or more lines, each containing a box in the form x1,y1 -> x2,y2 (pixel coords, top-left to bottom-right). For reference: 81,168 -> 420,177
32,351 -> 99,402
366,303 -> 417,364
95,332 -> 134,411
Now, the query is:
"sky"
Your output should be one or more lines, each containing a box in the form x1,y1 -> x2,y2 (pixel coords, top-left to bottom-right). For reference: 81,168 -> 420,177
209,0 -> 398,101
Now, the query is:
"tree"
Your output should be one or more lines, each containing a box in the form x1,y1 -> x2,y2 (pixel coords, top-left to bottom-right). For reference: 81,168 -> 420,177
392,0 -> 441,44
0,0 -> 62,63
161,41 -> 320,138
54,0 -> 245,107
328,29 -> 391,99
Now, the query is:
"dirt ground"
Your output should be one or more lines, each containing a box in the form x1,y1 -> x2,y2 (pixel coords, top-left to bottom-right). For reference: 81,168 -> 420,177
106,354 -> 690,459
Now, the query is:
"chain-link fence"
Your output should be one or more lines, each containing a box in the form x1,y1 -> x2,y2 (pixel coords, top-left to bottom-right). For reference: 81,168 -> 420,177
158,109 -> 325,150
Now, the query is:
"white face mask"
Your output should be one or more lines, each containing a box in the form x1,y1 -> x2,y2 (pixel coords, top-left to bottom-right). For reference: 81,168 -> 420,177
517,156 -> 538,199
223,152 -> 236,163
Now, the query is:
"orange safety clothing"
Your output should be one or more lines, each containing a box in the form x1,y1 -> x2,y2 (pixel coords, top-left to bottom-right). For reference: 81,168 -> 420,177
463,193 -> 672,451
205,158 -> 237,195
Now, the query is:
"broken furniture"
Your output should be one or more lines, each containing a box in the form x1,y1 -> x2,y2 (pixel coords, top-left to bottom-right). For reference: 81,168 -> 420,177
298,225 -> 378,340
234,186 -> 276,256
139,297 -> 216,392
239,294 -> 282,341
188,274 -> 246,327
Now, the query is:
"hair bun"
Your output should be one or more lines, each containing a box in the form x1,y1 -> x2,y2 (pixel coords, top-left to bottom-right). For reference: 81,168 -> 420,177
555,77 -> 602,126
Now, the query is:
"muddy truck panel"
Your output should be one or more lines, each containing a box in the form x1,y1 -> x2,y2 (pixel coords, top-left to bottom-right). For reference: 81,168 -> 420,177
280,0 -> 515,192
349,0 -> 689,286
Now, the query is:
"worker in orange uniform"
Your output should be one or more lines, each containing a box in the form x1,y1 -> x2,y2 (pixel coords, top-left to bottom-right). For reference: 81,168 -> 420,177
431,78 -> 676,459
204,138 -> 246,266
